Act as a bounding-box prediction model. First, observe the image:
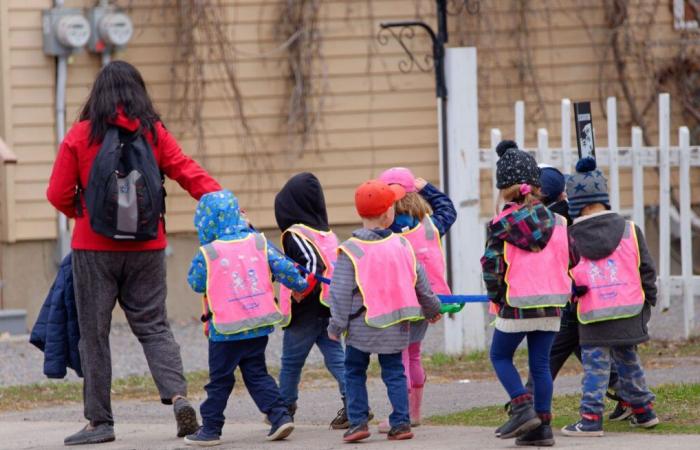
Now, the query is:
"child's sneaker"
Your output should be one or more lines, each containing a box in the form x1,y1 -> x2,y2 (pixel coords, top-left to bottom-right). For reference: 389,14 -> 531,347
630,410 -> 660,429
561,415 -> 604,437
184,428 -> 221,447
343,423 -> 370,443
330,406 -> 349,429
608,401 -> 633,421
266,415 -> 295,441
387,423 -> 414,441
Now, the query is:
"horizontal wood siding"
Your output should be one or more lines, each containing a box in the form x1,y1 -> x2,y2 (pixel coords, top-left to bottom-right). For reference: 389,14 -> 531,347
1,0 -> 697,241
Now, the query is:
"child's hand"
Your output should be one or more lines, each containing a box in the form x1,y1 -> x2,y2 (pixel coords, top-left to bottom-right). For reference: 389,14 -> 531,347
328,332 -> 340,342
428,313 -> 442,324
414,177 -> 428,191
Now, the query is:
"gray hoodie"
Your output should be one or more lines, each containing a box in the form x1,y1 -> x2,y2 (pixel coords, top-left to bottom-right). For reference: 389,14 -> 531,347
570,211 -> 657,347
327,228 -> 441,354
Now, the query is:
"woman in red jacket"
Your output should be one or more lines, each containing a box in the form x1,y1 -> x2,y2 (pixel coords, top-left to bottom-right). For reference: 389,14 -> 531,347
47,61 -> 221,446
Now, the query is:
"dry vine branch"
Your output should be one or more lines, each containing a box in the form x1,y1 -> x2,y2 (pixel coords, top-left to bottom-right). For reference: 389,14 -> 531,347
274,0 -> 326,157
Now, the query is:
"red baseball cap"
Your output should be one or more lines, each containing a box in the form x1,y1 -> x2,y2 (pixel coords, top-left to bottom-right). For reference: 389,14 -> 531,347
355,180 -> 406,218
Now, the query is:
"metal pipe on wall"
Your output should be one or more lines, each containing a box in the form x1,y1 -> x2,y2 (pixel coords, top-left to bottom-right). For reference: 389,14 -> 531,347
55,0 -> 70,261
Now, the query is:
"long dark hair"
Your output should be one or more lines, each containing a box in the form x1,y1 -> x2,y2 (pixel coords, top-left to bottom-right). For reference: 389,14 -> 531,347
79,60 -> 161,144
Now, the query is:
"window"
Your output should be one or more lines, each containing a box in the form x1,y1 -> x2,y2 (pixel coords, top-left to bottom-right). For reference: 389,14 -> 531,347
674,0 -> 700,30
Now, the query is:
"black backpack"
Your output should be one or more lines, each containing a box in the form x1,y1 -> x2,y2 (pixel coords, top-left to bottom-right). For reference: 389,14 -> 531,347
79,127 -> 165,241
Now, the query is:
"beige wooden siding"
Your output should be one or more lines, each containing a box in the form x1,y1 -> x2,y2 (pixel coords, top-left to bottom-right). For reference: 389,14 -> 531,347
0,0 -> 698,242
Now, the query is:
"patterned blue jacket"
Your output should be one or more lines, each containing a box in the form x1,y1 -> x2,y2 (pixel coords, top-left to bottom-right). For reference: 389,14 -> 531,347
188,190 -> 307,342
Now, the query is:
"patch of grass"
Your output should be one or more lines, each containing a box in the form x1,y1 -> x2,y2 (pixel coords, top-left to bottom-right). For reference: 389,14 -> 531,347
427,383 -> 700,434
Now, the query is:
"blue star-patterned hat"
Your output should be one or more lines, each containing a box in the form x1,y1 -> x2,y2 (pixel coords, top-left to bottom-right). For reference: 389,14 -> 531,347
565,157 -> 610,219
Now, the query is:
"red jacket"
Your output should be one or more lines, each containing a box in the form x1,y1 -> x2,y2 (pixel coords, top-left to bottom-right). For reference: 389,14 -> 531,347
46,113 -> 221,251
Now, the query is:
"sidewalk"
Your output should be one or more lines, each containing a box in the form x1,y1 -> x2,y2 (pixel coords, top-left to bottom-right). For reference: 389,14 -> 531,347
2,421 -> 700,450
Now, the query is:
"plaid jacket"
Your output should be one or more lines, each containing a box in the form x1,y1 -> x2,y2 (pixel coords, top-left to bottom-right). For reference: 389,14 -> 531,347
481,202 -> 579,320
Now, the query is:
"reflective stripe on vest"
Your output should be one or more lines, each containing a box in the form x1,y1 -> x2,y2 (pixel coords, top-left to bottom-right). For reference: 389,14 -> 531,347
572,222 -> 645,324
503,214 -> 571,309
202,233 -> 283,334
401,215 -> 451,295
278,225 -> 339,326
340,234 -> 422,328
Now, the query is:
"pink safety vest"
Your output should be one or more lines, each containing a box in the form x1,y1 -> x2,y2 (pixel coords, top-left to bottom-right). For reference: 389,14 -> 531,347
401,216 -> 451,295
278,224 -> 339,326
201,233 -> 283,334
502,213 -> 571,309
339,234 -> 423,328
571,221 -> 644,324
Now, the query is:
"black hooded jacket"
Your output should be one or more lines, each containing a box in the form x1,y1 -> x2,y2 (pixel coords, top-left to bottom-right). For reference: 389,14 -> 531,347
274,173 -> 331,326
569,211 -> 657,346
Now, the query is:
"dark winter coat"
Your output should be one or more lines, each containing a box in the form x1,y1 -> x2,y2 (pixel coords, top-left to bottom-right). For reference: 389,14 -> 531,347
569,211 -> 657,347
29,254 -> 83,378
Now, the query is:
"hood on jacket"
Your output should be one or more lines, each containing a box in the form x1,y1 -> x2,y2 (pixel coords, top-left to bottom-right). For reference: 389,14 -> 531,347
274,172 -> 329,232
489,202 -> 555,252
108,107 -> 141,133
570,211 -> 626,260
352,227 -> 393,241
194,189 -> 249,245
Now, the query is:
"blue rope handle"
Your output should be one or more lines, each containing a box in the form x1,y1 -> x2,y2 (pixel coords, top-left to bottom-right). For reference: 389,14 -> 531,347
438,294 -> 489,303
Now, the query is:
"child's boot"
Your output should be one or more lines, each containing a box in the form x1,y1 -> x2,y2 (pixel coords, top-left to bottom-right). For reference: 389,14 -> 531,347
515,413 -> 555,447
561,413 -> 604,437
409,385 -> 424,426
630,404 -> 660,429
498,394 -> 541,439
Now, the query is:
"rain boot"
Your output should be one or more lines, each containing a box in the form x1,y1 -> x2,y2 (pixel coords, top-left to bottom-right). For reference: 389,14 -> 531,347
409,385 -> 424,426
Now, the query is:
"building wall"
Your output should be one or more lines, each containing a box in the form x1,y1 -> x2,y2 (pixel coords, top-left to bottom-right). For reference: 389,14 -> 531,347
0,0 -> 698,325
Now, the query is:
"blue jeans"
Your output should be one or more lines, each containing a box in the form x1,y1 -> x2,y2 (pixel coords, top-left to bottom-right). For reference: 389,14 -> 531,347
580,345 -> 655,417
200,336 -> 288,436
279,317 -> 345,407
490,329 -> 556,414
345,345 -> 409,427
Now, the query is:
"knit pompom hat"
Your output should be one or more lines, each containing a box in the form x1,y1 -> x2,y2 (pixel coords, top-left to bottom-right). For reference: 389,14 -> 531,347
495,140 -> 541,189
565,157 -> 610,219
538,164 -> 566,204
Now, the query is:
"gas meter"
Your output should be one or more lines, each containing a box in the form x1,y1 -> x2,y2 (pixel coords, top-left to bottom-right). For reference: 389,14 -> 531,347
42,8 -> 91,56
88,6 -> 134,53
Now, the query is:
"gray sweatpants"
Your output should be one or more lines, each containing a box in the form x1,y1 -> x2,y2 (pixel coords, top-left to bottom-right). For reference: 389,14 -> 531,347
72,250 -> 187,425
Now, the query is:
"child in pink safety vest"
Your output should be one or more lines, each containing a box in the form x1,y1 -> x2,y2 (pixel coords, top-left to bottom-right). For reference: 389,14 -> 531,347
377,167 -> 456,431
327,180 -> 442,444
561,158 -> 659,438
185,190 -> 309,447
481,141 -> 579,447
273,172 -> 350,429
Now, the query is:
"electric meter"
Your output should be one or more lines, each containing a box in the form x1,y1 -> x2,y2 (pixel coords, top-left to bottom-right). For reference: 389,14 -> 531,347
99,12 -> 133,47
42,8 -> 91,56
55,15 -> 91,48
88,6 -> 134,53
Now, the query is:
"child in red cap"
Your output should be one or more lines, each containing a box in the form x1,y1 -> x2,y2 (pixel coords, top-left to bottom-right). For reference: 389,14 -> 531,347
327,180 -> 442,443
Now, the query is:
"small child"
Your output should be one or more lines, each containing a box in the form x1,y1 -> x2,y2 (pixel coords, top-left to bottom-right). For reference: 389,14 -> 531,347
184,190 -> 309,447
561,158 -> 658,437
482,140 -> 578,447
273,172 -> 348,428
377,167 -> 456,430
328,180 -> 442,443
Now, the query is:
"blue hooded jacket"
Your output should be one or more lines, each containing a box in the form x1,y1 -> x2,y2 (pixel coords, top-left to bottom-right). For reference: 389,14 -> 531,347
188,190 -> 307,341
30,253 -> 83,378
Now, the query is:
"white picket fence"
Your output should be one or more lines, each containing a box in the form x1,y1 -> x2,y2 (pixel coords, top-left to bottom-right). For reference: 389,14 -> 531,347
478,93 -> 700,338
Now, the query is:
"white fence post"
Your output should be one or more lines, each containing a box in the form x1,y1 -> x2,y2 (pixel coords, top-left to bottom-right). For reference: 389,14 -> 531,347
537,128 -> 549,165
561,99 -> 572,174
659,93 -> 671,311
631,127 -> 645,235
515,101 -> 525,149
607,97 -> 620,211
679,126 -> 695,337
445,47 -> 486,353
491,129 -> 502,213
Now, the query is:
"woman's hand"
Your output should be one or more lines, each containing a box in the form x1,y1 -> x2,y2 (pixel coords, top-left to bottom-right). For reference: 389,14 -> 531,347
428,313 -> 442,324
328,332 -> 340,342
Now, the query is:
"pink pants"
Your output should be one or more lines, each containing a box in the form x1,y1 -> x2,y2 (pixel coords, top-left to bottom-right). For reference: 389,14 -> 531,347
401,341 -> 425,390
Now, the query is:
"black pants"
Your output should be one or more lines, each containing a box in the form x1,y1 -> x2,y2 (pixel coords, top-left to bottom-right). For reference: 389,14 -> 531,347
72,250 -> 187,425
526,307 -> 619,393
200,336 -> 288,436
